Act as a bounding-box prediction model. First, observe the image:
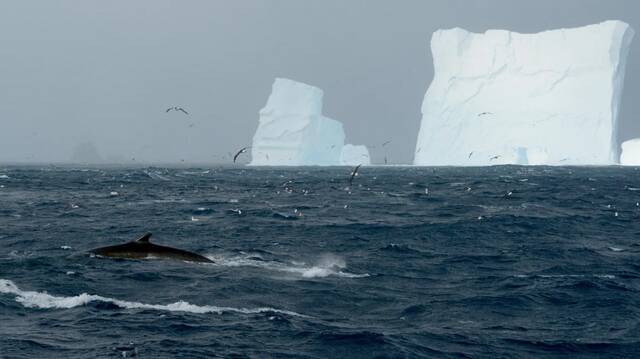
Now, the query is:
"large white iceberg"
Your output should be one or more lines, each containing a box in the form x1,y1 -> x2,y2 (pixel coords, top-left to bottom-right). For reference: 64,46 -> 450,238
340,144 -> 371,166
620,139 -> 640,165
414,21 -> 634,166
250,78 -> 369,166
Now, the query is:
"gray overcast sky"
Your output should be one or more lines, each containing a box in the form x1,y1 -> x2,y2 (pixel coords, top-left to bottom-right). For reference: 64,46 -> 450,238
0,0 -> 638,164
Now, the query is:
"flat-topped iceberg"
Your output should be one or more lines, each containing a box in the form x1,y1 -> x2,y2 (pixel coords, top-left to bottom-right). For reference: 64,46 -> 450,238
250,78 -> 369,166
414,21 -> 634,166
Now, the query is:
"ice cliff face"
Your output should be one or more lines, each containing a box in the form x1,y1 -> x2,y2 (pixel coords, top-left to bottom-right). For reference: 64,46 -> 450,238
250,78 -> 368,166
620,139 -> 640,165
340,144 -> 371,166
414,21 -> 634,166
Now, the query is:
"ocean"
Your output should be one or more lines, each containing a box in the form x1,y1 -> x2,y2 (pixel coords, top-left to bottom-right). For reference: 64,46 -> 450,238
1,165 -> 639,358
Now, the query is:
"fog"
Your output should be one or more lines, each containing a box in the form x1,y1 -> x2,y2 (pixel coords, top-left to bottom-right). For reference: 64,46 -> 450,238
0,0 -> 638,164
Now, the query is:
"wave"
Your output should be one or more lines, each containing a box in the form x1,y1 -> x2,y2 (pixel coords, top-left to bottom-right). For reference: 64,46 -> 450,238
0,279 -> 306,317
206,253 -> 369,279
514,274 -> 616,279
143,170 -> 171,181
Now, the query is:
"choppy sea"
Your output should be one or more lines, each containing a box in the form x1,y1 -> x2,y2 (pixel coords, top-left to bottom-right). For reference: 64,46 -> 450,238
1,165 -> 640,358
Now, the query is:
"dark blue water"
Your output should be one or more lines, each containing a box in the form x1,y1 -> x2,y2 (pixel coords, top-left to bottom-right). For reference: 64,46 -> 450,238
1,165 -> 640,358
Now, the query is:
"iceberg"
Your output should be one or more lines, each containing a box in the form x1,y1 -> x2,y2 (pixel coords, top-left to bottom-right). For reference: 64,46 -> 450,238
250,78 -> 369,166
620,139 -> 640,165
70,142 -> 102,164
414,21 -> 634,166
340,144 -> 371,166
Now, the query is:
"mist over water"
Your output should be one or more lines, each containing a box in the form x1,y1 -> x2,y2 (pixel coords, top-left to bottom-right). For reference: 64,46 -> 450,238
1,165 -> 640,357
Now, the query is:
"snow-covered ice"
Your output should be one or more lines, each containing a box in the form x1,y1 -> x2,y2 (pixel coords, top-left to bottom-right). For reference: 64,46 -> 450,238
250,78 -> 368,166
414,21 -> 634,166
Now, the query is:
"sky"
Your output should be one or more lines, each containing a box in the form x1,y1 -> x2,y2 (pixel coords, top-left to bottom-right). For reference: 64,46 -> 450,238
0,0 -> 638,164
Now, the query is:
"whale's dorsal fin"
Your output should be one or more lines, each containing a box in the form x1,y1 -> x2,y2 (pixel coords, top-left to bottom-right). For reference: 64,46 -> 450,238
135,233 -> 152,243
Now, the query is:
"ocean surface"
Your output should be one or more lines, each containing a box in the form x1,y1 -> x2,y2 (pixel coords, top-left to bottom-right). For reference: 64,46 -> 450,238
1,165 -> 640,358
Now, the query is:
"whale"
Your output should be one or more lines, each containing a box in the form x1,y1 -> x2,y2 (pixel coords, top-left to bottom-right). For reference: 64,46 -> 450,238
89,233 -> 213,263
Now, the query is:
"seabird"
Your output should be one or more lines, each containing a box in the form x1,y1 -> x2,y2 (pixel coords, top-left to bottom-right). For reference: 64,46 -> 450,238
233,146 -> 250,163
478,112 -> 493,117
468,151 -> 474,159
349,164 -> 363,187
489,155 -> 501,161
382,140 -> 392,147
166,106 -> 189,115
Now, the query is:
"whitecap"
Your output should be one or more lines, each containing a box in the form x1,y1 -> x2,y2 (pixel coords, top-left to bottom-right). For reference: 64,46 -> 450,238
0,279 -> 306,317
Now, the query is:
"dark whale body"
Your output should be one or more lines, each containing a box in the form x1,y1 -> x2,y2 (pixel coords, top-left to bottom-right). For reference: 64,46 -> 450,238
90,233 -> 213,263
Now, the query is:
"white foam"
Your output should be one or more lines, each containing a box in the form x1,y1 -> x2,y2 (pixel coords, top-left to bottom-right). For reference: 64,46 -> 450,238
0,279 -> 306,317
206,254 -> 369,279
0,174 -> 9,179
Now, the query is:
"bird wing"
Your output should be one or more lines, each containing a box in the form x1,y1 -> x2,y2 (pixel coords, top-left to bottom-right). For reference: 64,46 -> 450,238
233,147 -> 248,163
178,108 -> 189,115
349,164 -> 362,186
166,107 -> 173,112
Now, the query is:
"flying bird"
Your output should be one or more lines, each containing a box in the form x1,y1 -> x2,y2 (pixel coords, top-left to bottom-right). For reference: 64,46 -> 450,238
489,155 -> 501,161
382,140 -> 392,147
468,151 -> 474,159
166,106 -> 189,115
349,164 -> 363,187
233,146 -> 250,163
478,112 -> 493,116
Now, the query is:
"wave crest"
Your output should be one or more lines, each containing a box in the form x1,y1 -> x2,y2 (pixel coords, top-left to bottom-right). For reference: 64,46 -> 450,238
0,279 -> 306,317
